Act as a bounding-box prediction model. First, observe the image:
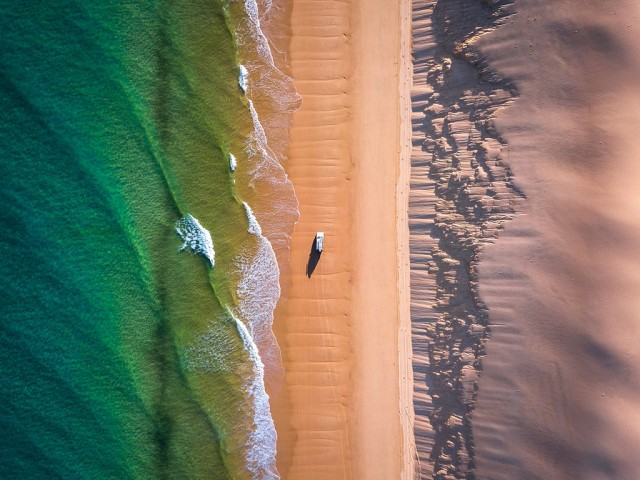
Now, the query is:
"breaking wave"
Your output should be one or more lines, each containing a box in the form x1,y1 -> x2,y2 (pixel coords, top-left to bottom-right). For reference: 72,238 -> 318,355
235,202 -> 282,376
175,214 -> 215,267
239,64 -> 249,93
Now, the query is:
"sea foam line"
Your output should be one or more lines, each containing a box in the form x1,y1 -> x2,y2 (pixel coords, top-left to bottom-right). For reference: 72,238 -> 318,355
183,309 -> 279,480
231,0 -> 300,260
232,0 -> 297,370
235,202 -> 282,373
222,1 -> 301,478
232,313 -> 279,480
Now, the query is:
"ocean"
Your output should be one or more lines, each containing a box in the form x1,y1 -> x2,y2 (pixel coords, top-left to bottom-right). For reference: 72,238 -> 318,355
0,0 -> 299,478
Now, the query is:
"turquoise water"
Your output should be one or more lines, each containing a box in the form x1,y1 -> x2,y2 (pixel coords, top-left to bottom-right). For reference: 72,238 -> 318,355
0,0 -> 298,478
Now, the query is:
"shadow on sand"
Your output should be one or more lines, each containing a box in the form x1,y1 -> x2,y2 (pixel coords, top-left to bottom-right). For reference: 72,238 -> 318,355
306,237 -> 322,278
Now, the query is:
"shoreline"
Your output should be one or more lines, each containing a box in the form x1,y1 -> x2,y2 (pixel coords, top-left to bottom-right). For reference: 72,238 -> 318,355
265,1 -> 640,478
270,0 -> 412,477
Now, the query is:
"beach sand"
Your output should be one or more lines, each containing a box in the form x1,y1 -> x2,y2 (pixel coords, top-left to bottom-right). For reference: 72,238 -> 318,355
472,1 -> 640,478
270,0 -> 414,478
272,0 -> 640,478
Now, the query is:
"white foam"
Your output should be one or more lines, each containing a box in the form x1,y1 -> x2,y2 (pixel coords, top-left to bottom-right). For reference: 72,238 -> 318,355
183,310 -> 279,480
175,214 -> 215,267
230,152 -> 237,172
232,314 -> 280,479
214,1 -> 303,477
248,100 -> 269,151
244,99 -> 282,183
234,211 -> 280,348
239,64 -> 249,93
243,201 -> 262,236
231,0 -> 301,258
241,0 -> 275,65
241,96 -> 300,261
232,0 -> 300,113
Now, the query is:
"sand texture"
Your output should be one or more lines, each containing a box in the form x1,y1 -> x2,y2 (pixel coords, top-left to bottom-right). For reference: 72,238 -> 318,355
470,1 -> 640,479
409,0 -> 522,478
270,0 -> 411,478
272,0 -> 640,478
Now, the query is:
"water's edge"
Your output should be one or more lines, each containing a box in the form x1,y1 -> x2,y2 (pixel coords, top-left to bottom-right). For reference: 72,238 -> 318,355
226,0 -> 301,477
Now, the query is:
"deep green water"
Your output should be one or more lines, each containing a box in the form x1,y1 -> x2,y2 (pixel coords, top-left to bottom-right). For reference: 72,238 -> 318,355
0,0 -> 286,478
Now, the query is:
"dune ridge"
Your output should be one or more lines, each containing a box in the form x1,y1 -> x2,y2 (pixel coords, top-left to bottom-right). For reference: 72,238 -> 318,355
409,1 -> 522,477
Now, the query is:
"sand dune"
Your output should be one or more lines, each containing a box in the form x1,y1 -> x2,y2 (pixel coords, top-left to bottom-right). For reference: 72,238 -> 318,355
408,0 -> 521,477
472,1 -> 640,478
409,3 -> 441,477
410,1 -> 640,478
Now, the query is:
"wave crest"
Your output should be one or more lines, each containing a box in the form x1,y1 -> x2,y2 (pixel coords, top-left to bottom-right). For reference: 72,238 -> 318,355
175,214 -> 215,267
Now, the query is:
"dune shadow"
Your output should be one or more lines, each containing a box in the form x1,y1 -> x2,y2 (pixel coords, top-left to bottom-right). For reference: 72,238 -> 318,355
306,237 -> 322,278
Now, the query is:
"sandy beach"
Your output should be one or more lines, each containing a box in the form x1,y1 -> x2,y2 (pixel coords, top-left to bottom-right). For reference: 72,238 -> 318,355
270,0 -> 414,478
270,0 -> 640,478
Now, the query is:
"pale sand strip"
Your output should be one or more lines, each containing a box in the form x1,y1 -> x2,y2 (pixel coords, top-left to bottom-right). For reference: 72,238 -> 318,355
271,0 -> 410,478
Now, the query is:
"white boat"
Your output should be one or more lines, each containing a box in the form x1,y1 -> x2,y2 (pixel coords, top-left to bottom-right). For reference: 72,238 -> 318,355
315,231 -> 324,252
